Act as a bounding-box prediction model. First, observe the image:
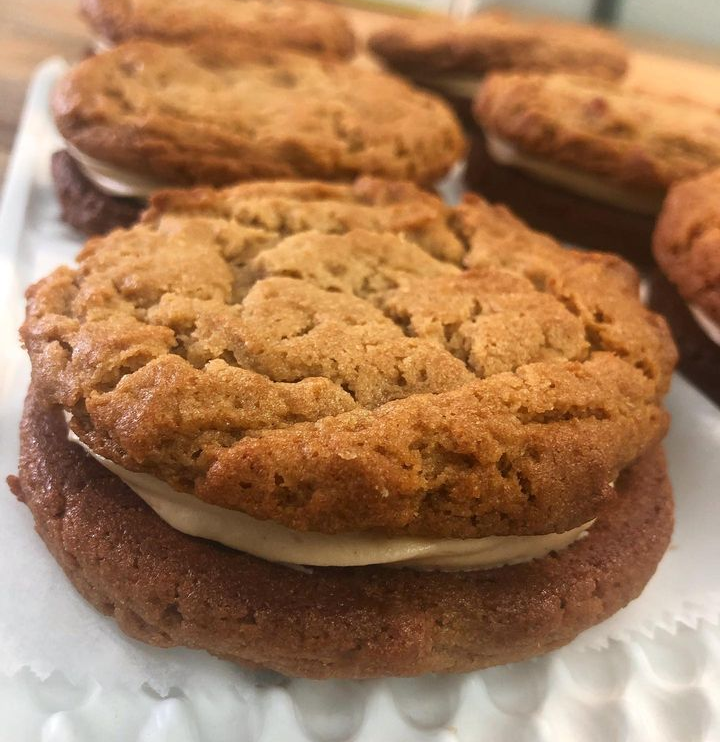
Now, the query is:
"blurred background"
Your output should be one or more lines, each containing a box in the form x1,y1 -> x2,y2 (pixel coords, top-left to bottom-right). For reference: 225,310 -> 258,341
357,0 -> 720,50
0,0 -> 717,179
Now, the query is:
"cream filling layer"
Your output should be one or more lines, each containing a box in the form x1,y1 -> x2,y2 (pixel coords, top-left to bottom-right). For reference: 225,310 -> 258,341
65,143 -> 173,199
67,428 -> 594,570
689,303 -> 720,346
485,134 -> 665,215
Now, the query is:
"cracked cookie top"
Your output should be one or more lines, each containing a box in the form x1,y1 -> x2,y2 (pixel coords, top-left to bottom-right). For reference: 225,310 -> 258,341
23,178 -> 676,538
368,11 -> 627,80
475,72 -> 720,191
81,0 -> 356,59
52,41 -> 465,187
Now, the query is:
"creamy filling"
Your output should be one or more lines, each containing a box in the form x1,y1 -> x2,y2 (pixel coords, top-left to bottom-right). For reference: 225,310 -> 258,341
66,427 -> 594,570
65,143 -> 173,199
412,72 -> 484,99
689,304 -> 720,346
485,134 -> 665,215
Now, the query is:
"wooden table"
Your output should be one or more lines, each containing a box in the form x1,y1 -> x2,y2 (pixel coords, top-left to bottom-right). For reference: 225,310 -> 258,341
2,1 -> 720,184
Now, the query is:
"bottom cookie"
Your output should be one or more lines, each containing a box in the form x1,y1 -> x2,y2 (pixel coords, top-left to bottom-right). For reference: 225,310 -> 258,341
9,387 -> 673,679
51,150 -> 144,236
647,270 -> 720,408
465,134 -> 656,266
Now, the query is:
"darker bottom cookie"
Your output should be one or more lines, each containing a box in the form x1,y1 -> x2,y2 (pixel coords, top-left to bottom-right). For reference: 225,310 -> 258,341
647,270 -> 720,408
465,134 -> 656,266
51,150 -> 144,236
9,386 -> 673,679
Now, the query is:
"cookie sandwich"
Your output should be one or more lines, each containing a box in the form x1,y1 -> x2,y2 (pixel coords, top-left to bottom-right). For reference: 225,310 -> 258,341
651,167 -> 720,405
51,41 -> 465,234
470,72 -> 720,262
12,178 -> 676,679
368,10 -> 626,118
82,0 -> 355,58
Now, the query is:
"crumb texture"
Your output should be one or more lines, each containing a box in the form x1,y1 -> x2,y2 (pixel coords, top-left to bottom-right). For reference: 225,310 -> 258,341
52,41 -> 464,186
13,390 -> 674,678
369,11 -> 627,79
653,167 -> 720,325
474,72 -> 720,190
81,0 -> 356,58
22,178 -> 676,537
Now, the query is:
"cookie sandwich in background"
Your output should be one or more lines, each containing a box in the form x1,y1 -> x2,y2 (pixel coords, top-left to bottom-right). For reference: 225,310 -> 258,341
50,41 -> 465,235
10,176 -> 677,678
650,167 -> 720,406
368,10 -> 627,120
81,0 -> 356,59
469,71 -> 720,263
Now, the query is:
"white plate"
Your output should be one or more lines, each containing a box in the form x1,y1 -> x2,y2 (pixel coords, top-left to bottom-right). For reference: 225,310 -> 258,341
1,59 -> 720,742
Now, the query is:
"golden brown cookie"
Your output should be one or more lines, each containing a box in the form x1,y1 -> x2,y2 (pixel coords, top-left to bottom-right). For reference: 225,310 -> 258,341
52,41 -> 465,190
22,178 -> 676,538
9,388 -> 674,679
471,72 -> 720,257
653,167 -> 720,326
81,0 -> 355,58
369,11 -> 627,84
474,72 -> 720,194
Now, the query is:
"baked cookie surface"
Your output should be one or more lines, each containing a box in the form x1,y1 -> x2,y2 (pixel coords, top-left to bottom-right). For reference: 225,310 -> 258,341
22,178 -> 676,538
474,73 -> 720,191
369,11 -> 627,80
10,388 -> 674,679
82,0 -> 356,58
53,41 -> 465,187
653,167 -> 720,326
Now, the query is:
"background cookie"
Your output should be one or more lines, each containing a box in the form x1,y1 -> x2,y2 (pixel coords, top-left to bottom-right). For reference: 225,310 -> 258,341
472,72 -> 720,258
82,0 -> 356,58
51,149 -> 143,235
369,11 -> 627,86
51,40 -> 465,233
653,167 -> 720,326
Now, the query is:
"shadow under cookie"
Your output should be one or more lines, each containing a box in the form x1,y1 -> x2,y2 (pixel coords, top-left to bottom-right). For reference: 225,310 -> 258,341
464,134 -> 657,265
10,385 -> 674,680
647,270 -> 720,409
51,150 -> 144,236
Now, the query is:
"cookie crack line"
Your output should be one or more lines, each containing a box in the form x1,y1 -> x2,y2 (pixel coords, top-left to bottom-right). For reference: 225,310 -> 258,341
22,178 -> 677,538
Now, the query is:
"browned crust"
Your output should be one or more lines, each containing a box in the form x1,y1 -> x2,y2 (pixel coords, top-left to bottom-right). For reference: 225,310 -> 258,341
368,11 -> 627,80
464,133 -> 656,264
51,149 -> 144,236
10,387 -> 673,679
52,41 -> 465,187
22,178 -> 677,538
473,72 -> 720,191
653,167 -> 720,326
81,0 -> 356,59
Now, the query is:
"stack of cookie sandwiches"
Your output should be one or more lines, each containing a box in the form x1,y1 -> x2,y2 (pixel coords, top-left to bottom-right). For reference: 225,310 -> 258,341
12,178 -> 677,678
52,40 -> 464,235
81,0 -> 356,58
368,10 -> 627,118
651,168 -> 720,405
470,72 -> 720,262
